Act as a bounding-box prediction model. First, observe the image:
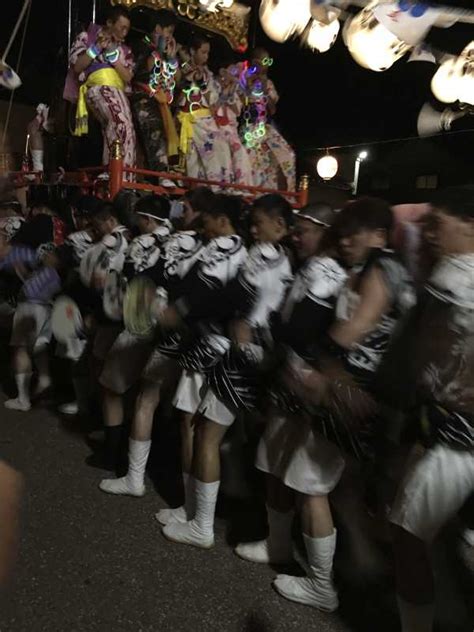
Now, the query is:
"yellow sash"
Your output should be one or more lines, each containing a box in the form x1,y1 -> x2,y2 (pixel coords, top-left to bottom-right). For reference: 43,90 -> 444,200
74,68 -> 125,137
178,108 -> 211,155
135,83 -> 180,158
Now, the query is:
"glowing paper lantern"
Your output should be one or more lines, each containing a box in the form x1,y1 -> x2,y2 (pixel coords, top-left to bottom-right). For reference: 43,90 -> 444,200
305,17 -> 340,53
456,42 -> 474,106
431,58 -> 462,104
345,3 -> 411,72
317,154 -> 338,180
259,0 -> 311,44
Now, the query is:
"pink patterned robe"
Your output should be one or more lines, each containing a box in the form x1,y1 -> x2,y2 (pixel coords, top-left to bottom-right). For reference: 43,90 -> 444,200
69,28 -> 136,170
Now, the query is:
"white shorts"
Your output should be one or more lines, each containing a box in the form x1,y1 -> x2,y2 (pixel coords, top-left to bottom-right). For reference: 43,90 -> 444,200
100,330 -> 154,394
10,302 -> 52,352
172,371 -> 237,426
390,443 -> 474,542
198,386 -> 237,427
173,370 -> 206,415
256,412 -> 346,496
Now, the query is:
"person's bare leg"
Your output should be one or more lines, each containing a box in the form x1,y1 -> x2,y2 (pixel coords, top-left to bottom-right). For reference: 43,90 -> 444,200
102,388 -> 123,429
13,346 -> 31,374
273,492 -> 338,612
193,418 -> 228,483
235,473 -> 295,564
392,524 -> 434,632
180,412 -> 195,475
5,347 -> 32,411
100,382 -> 160,497
162,418 -> 227,549
131,382 -> 161,441
301,494 -> 334,538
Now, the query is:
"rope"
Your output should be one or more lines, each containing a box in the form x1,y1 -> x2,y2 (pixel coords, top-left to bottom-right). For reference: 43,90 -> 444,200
1,0 -> 32,153
1,0 -> 31,63
303,128 -> 474,153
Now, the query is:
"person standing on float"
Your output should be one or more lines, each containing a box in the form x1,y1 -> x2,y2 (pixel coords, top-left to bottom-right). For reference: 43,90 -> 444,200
240,47 -> 295,191
129,10 -> 180,175
66,6 -> 136,171
176,36 -> 233,184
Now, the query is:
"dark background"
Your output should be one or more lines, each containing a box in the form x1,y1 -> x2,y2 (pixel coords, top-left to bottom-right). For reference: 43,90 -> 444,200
1,0 -> 473,196
2,0 -> 473,145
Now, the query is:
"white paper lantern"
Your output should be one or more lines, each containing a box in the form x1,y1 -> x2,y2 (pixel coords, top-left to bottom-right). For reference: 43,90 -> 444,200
431,58 -> 462,104
317,154 -> 338,180
456,42 -> 474,106
305,17 -> 340,53
345,4 -> 411,72
259,0 -> 311,44
373,2 -> 439,47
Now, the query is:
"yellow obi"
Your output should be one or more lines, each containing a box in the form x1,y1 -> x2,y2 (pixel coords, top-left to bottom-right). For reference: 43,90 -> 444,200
178,108 -> 211,155
74,68 -> 125,137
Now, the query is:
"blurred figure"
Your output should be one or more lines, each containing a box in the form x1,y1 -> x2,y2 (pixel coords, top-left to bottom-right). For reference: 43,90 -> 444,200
26,104 -> 52,173
390,187 -> 474,632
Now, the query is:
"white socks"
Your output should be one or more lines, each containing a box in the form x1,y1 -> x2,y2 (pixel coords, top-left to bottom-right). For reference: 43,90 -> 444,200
5,373 -> 32,411
397,596 -> 434,632
162,479 -> 220,549
273,530 -> 339,612
235,506 -> 294,564
99,439 -> 151,497
156,472 -> 195,525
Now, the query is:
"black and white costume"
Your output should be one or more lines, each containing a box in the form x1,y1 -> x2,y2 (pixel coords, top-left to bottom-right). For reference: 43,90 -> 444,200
203,242 -> 292,424
99,223 -> 173,395
256,255 -> 348,495
390,253 -> 474,542
171,234 -> 248,418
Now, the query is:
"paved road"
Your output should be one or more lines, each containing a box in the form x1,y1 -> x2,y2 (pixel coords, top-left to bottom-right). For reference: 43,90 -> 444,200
0,392 -> 471,632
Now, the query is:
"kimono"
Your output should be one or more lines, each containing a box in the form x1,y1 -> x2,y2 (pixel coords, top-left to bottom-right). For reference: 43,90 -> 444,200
130,37 -> 179,172
214,83 -> 254,187
240,77 -> 296,191
176,66 -> 233,184
68,24 -> 136,170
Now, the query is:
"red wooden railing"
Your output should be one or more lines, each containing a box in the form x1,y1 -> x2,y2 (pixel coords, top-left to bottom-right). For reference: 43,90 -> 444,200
1,139 -> 310,208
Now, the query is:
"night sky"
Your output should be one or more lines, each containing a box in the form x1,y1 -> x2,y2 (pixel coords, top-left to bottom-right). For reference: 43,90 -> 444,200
1,0 -> 473,152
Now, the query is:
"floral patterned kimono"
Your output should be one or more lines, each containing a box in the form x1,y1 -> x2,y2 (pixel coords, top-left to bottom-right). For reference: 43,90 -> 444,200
176,66 -> 232,184
214,85 -> 254,187
67,24 -> 136,170
240,78 -> 296,192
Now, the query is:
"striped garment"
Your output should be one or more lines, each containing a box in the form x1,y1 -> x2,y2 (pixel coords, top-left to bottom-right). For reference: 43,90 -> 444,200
0,245 -> 38,271
22,266 -> 61,304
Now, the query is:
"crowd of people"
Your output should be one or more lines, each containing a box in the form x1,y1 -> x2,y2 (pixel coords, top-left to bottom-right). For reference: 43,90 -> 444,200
0,177 -> 472,631
62,6 -> 296,191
